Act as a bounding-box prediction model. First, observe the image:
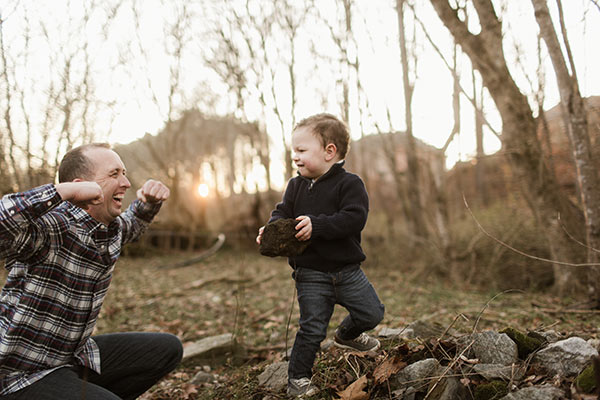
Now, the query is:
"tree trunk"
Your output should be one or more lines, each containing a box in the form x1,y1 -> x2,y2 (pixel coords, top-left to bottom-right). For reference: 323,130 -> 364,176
532,0 -> 600,301
429,0 -> 585,294
396,0 -> 427,238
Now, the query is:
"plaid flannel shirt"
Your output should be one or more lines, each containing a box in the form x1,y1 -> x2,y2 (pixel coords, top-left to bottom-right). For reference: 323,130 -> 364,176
0,184 -> 161,395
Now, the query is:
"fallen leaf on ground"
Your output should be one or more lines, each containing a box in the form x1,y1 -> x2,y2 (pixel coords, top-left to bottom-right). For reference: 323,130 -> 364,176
336,375 -> 368,400
373,356 -> 406,384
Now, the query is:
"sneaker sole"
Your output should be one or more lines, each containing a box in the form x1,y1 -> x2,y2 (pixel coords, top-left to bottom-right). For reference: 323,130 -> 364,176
287,387 -> 319,397
333,340 -> 380,352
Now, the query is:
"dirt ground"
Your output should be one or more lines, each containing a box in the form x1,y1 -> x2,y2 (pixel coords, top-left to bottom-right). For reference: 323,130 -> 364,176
2,249 -> 600,399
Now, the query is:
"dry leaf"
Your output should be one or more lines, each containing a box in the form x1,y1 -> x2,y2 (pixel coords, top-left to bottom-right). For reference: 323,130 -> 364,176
181,383 -> 198,399
373,356 -> 406,384
336,375 -> 369,400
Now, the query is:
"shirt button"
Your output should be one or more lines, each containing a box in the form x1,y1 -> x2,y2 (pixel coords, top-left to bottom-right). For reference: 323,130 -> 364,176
47,201 -> 52,206
100,245 -> 105,250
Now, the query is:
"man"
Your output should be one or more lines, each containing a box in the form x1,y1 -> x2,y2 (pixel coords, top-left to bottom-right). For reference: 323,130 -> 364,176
0,143 -> 183,399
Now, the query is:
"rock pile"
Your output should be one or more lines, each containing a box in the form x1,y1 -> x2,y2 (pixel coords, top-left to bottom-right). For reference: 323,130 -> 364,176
258,320 -> 600,399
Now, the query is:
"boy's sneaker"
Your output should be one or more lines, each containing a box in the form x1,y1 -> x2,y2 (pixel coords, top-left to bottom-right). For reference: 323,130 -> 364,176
334,330 -> 380,352
287,377 -> 319,397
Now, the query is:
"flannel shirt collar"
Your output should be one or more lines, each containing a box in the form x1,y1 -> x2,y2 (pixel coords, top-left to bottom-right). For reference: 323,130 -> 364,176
63,201 -> 120,235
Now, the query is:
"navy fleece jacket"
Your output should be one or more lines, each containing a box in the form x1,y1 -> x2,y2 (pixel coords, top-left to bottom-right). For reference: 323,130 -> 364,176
269,162 -> 368,272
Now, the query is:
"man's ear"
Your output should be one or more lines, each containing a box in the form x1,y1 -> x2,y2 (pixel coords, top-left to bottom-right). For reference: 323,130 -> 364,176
73,178 -> 83,182
325,143 -> 337,161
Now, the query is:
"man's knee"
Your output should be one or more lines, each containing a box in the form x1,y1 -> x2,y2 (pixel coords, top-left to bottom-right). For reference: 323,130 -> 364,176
159,333 -> 183,371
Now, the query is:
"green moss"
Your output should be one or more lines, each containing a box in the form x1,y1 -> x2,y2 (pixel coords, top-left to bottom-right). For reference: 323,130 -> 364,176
500,327 -> 543,359
575,364 -> 597,393
474,380 -> 508,400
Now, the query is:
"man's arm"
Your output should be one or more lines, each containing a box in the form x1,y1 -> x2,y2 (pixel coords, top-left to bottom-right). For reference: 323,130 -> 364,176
0,182 -> 101,261
120,179 -> 170,244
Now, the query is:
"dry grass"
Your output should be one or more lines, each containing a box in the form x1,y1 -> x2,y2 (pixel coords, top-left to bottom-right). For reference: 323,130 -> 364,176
2,249 -> 600,399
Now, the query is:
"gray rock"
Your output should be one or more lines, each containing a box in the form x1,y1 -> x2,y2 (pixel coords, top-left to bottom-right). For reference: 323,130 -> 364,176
499,384 -> 564,400
427,376 -> 468,400
401,320 -> 446,339
378,326 -> 405,338
537,330 -> 562,343
182,333 -> 235,361
533,336 -> 598,377
258,361 -> 288,391
392,358 -> 440,392
191,371 -> 214,384
587,338 -> 600,351
391,386 -> 418,400
472,363 -> 524,381
465,331 -> 518,365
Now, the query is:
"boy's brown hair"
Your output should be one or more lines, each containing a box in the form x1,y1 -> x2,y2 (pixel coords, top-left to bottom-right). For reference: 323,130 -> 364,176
294,113 -> 351,159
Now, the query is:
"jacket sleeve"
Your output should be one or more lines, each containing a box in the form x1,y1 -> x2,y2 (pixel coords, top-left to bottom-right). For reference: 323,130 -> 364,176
0,184 -> 63,261
118,199 -> 162,245
268,179 -> 296,223
309,175 -> 369,240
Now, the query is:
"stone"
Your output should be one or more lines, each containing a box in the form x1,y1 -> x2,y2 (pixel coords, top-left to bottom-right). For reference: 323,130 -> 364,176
391,358 -> 441,392
533,336 -> 598,377
259,219 -> 310,257
191,371 -> 214,384
378,326 -> 405,338
427,376 -> 468,400
499,327 -> 543,359
400,320 -> 446,340
498,384 -> 564,400
472,363 -> 525,381
258,361 -> 289,391
182,333 -> 235,361
462,331 -> 518,366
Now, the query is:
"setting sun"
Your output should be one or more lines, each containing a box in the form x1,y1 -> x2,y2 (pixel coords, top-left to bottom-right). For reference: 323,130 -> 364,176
197,183 -> 209,198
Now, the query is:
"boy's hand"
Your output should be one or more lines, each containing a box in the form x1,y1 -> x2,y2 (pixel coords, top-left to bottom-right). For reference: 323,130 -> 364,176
256,226 -> 264,244
56,181 -> 104,210
137,179 -> 170,203
295,216 -> 312,241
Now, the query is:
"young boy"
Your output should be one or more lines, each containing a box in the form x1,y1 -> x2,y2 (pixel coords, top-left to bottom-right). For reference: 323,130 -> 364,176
257,113 -> 385,397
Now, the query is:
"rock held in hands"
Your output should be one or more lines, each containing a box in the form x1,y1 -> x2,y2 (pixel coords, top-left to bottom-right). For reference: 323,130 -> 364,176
259,218 -> 310,257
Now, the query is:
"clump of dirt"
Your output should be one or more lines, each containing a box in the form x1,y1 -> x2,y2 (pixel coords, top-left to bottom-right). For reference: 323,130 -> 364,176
259,218 -> 310,257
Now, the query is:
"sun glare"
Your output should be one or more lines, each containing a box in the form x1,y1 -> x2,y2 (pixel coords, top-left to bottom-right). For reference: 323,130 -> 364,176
197,183 -> 209,198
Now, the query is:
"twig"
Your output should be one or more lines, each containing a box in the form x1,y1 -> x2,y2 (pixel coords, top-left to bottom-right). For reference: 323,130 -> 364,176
558,213 -> 600,254
438,313 -> 468,342
424,340 -> 474,399
157,233 -> 226,269
464,195 -> 600,267
472,289 -> 524,333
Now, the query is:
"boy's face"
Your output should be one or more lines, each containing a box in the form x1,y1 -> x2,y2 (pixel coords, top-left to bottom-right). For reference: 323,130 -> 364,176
292,126 -> 337,179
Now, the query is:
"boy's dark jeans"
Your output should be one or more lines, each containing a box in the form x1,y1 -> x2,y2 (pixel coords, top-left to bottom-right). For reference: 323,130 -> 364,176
288,265 -> 385,380
1,332 -> 183,400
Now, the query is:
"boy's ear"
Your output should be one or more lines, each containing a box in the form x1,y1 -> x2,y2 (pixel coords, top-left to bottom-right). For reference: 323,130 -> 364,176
324,143 -> 338,161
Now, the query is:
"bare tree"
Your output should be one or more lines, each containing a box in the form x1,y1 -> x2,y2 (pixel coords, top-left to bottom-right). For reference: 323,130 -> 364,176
532,0 -> 600,301
429,0 -> 586,294
0,1 -> 123,191
396,0 -> 428,238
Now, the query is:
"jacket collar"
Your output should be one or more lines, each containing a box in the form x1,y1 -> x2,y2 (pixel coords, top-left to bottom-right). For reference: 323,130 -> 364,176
298,160 -> 345,185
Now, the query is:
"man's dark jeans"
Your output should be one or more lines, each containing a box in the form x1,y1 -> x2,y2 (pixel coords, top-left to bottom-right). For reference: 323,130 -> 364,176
1,332 -> 183,399
288,265 -> 385,380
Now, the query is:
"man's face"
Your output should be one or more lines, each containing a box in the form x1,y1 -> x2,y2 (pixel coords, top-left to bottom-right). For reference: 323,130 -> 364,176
84,147 -> 131,225
292,126 -> 330,179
